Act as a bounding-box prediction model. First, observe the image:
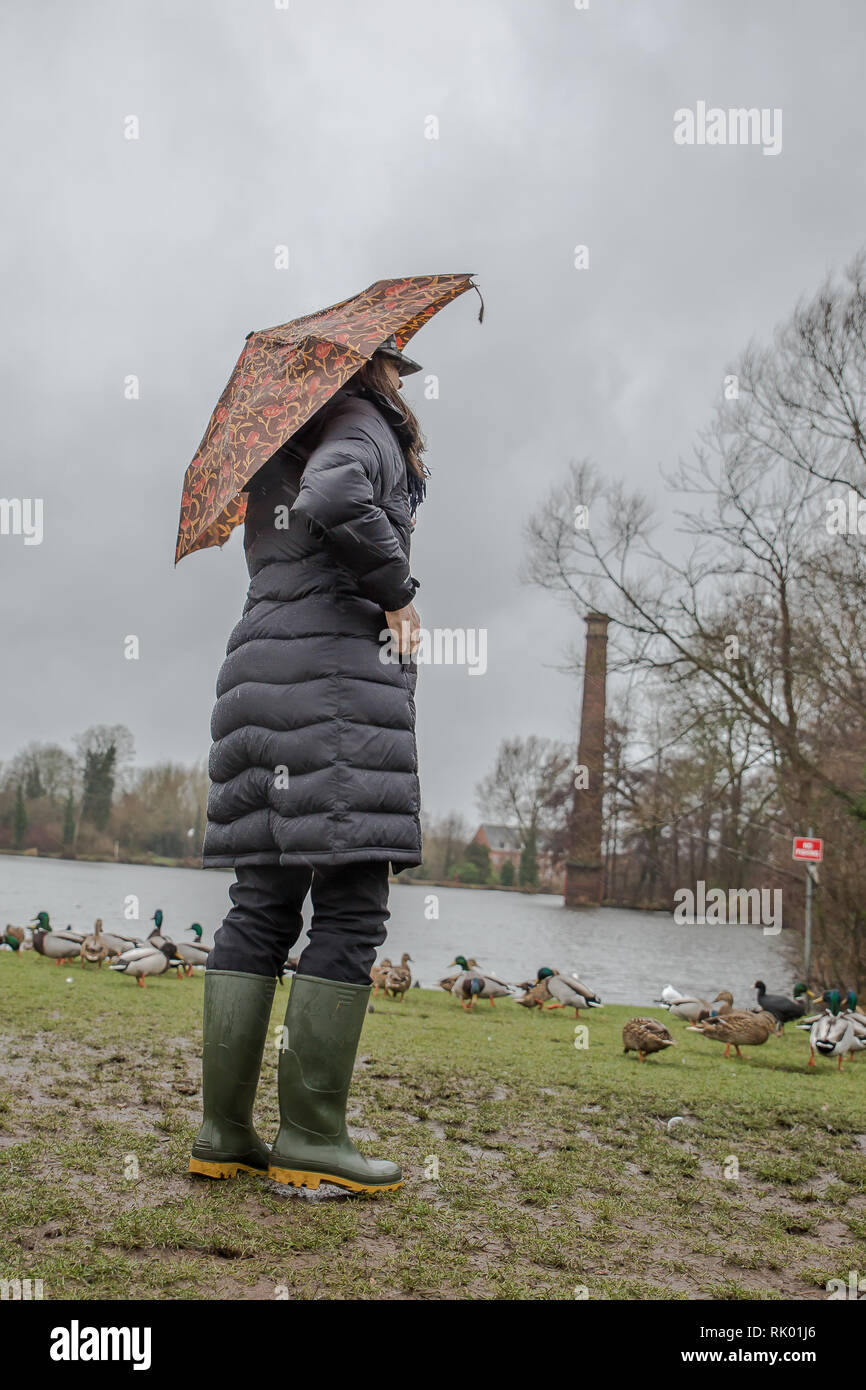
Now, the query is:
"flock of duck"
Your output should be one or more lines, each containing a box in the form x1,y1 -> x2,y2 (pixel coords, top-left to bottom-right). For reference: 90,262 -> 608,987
635,980 -> 866,1069
2,910 -> 212,985
4,917 -> 863,1071
372,954 -> 866,1071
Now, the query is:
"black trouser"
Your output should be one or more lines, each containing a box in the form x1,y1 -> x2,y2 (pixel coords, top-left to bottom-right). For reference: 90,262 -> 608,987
207,861 -> 391,986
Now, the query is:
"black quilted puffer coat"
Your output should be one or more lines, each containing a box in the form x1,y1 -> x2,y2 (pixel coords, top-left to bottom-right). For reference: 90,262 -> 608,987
202,382 -> 422,871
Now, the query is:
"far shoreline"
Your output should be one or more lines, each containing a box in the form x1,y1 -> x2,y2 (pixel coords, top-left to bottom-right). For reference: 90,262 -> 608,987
0,847 -> 678,914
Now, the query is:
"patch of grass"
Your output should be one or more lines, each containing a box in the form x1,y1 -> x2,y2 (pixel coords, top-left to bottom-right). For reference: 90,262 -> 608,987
0,953 -> 864,1299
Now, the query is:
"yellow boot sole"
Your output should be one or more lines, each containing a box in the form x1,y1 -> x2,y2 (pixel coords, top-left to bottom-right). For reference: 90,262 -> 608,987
267,1164 -> 403,1194
188,1157 -> 266,1180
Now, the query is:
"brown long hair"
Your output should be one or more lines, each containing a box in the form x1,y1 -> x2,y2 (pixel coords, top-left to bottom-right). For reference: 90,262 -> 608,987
272,351 -> 427,494
355,352 -> 427,481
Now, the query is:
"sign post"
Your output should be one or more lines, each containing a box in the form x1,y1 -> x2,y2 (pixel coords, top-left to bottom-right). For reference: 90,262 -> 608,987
793,833 -> 823,978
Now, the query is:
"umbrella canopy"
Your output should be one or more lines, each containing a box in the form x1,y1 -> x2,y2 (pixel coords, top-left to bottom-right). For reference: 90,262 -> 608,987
175,273 -> 480,563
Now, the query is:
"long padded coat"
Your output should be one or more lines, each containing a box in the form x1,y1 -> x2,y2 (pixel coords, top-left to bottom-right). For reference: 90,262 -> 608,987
202,382 -> 422,871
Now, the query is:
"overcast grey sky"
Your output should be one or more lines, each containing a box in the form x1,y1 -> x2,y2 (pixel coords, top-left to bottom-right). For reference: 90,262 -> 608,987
2,0 -> 864,825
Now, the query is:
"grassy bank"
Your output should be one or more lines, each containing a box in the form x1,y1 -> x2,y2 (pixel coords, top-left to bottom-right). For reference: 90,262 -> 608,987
0,952 -> 863,1301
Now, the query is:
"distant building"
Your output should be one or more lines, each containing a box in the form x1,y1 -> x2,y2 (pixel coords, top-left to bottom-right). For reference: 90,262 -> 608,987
473,823 -> 521,874
472,824 -> 565,891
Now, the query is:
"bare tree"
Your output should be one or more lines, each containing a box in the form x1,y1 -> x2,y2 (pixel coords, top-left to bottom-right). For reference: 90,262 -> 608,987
475,736 -> 572,849
525,252 -> 866,982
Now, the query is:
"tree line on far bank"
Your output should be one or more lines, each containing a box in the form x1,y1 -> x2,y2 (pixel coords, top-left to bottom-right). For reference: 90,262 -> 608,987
0,724 -> 552,887
0,726 -> 208,863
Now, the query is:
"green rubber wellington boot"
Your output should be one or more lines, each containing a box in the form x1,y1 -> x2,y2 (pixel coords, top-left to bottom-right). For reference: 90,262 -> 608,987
189,969 -> 276,1179
268,973 -> 403,1194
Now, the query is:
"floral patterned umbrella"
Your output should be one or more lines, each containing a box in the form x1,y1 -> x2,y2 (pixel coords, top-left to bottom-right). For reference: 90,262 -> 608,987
175,273 -> 480,563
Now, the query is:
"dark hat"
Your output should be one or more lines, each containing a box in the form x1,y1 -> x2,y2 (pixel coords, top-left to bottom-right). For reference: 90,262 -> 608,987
376,332 -> 422,376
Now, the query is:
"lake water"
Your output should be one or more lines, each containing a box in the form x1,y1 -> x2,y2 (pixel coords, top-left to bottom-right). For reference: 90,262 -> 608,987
0,856 -> 796,1007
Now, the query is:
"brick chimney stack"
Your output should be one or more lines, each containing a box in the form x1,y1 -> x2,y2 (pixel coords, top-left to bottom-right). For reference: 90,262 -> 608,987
564,612 -> 610,908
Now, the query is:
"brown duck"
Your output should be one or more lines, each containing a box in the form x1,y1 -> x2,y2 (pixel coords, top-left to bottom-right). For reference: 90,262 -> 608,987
383,953 -> 413,1001
687,1008 -> 780,1059
622,1017 -> 676,1061
516,977 -> 553,1009
696,990 -> 734,1020
370,958 -> 392,996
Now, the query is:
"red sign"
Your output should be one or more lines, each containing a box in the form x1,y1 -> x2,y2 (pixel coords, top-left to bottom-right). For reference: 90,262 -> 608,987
793,837 -> 823,862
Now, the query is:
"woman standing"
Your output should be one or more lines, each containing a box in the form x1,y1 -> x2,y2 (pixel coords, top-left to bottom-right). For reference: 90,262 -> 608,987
190,335 -> 425,1194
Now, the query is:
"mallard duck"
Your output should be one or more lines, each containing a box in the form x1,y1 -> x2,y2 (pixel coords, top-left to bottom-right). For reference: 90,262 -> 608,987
622,1017 -> 676,1061
448,957 -> 510,1007
94,921 -> 142,955
148,909 -> 169,948
30,912 -> 85,963
370,957 -> 392,995
753,980 -> 809,1024
516,977 -> 553,1009
383,953 -> 413,1000
80,919 -> 111,967
802,991 -> 860,1069
175,924 -> 211,976
843,991 -> 866,1040
701,990 -> 734,1018
687,1008 -> 779,1058
655,984 -> 711,1022
537,967 -> 602,1016
2,925 -> 27,953
451,971 -> 510,1011
109,941 -> 179,987
450,956 -> 508,985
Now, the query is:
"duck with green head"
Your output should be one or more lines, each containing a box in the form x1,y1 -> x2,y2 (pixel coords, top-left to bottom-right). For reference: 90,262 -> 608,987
148,908 -> 177,951
807,989 -> 859,1069
449,956 -> 509,1009
175,923 -> 212,976
537,966 -> 602,1017
30,911 -> 85,962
